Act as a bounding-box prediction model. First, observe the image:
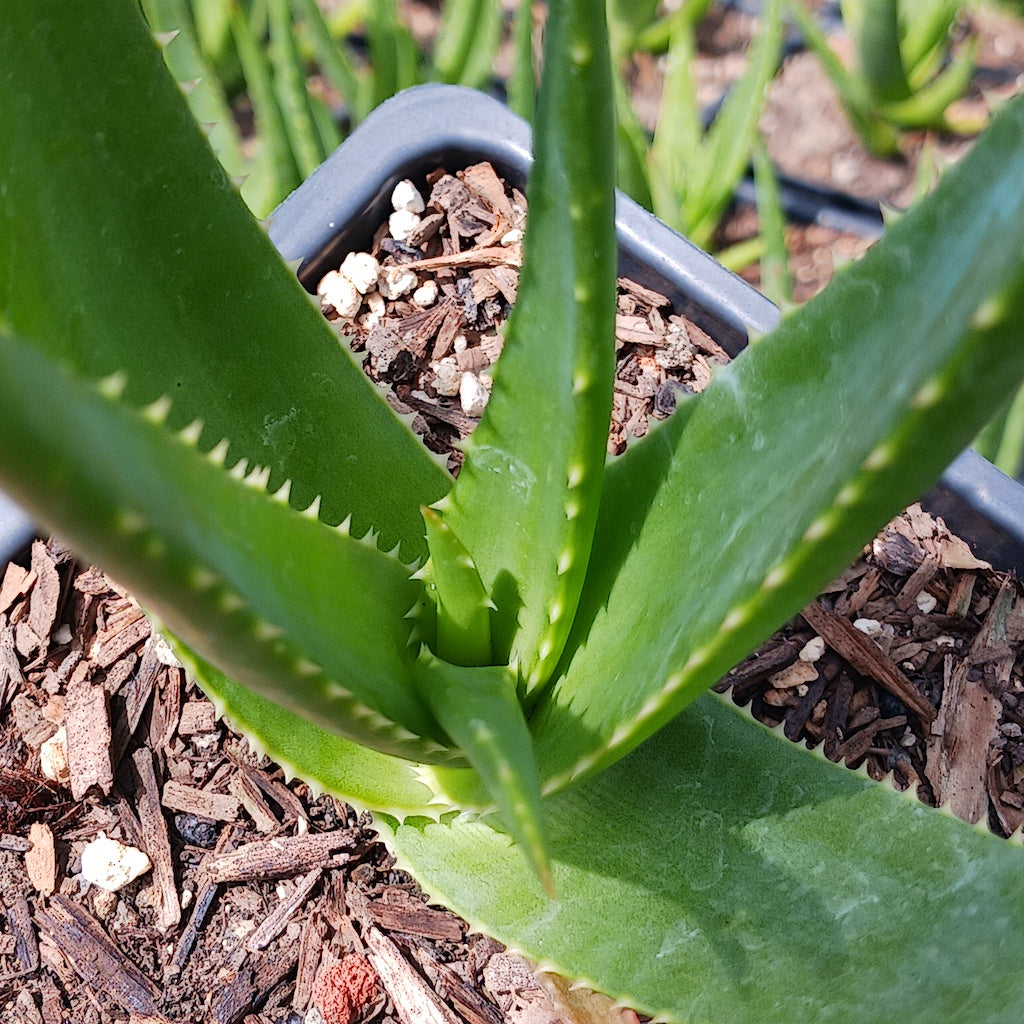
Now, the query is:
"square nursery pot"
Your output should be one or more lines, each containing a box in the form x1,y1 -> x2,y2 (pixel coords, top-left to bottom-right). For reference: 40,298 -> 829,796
1,84 -> 1021,576
267,82 -> 1024,577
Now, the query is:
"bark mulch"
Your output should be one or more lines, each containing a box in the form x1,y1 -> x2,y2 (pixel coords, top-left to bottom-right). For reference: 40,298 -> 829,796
5,10 -> 1024,1018
1,542 -> 640,1024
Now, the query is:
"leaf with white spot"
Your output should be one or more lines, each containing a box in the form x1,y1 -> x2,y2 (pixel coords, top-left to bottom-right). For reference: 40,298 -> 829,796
527,90 -> 1024,791
437,0 -> 617,692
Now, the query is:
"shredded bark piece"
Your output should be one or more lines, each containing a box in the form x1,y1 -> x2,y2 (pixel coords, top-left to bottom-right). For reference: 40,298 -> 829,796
801,601 -> 937,723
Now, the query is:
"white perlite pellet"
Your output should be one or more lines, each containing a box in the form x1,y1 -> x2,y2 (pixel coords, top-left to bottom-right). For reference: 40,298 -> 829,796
432,357 -> 461,396
389,209 -> 422,242
340,251 -> 380,294
317,270 -> 361,318
40,726 -> 70,785
391,178 -> 425,214
915,591 -> 938,614
378,265 -> 418,300
412,279 -> 438,307
798,637 -> 826,663
854,618 -> 883,637
460,371 -> 490,417
81,834 -> 152,892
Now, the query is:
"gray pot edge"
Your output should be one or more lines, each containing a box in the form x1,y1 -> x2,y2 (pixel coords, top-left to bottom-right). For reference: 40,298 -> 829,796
3,84 -> 1021,575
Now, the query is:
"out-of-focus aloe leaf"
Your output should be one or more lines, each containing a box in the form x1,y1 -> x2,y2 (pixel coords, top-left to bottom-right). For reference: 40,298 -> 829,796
612,73 -> 655,209
526,90 -> 1024,793
650,0 -> 782,249
853,0 -> 911,103
507,0 -> 537,120
268,0 -> 328,179
386,693 -> 1024,1024
752,138 -> 792,307
439,0 -> 617,692
367,0 -> 422,111
230,0 -> 303,213
788,1 -> 902,155
433,0 -> 503,90
290,0 -> 365,122
0,3 -> 449,559
140,0 -> 245,179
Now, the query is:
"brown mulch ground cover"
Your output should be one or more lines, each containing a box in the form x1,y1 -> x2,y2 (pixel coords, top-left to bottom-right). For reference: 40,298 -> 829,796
4,5 -> 1024,1022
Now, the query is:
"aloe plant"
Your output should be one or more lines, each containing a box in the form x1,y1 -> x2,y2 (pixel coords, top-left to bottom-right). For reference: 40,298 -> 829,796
3,2 -> 1024,1021
789,0 -> 982,156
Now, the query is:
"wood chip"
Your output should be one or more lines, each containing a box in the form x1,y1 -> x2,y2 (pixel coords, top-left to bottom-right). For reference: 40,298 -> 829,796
65,676 -> 114,800
177,700 -> 217,736
162,780 -> 240,823
132,748 -> 182,932
401,245 -> 522,273
895,555 -> 940,612
364,888 -> 464,943
2,889 -> 39,976
203,830 -> 360,885
0,562 -> 34,616
26,541 -> 60,646
364,926 -> 463,1024
245,867 -> 322,952
926,654 -> 1001,823
229,772 -> 280,833
801,601 -> 936,723
293,909 -> 328,1013
35,895 -> 168,1021
25,822 -> 57,896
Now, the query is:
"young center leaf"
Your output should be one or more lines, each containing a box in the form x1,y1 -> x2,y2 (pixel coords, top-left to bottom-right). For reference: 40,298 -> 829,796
433,0 -> 618,693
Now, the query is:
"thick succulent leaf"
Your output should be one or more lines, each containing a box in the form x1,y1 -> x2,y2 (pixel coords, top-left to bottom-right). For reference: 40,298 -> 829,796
439,0 -> 618,691
421,509 -> 494,667
528,91 -> 1024,793
384,694 -> 1024,1024
853,0 -> 911,104
788,1 -> 902,156
0,3 -> 449,561
174,643 -> 445,815
685,0 -> 783,249
878,43 -> 977,130
0,331 -> 454,763
432,0 -> 504,90
414,655 -> 552,893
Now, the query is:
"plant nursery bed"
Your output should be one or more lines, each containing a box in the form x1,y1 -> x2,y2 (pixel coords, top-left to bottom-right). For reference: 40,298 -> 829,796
3,150 -> 1023,1024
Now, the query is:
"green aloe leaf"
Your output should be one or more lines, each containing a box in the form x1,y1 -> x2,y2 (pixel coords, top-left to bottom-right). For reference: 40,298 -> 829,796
438,0 -> 618,692
788,1 -> 902,156
527,89 -> 1024,793
432,0 -> 503,90
421,508 -> 493,668
385,693 -> 1024,1024
414,655 -> 552,893
852,0 -> 912,104
878,42 -> 977,130
173,645 -> 443,816
0,2 -> 450,560
0,330 -> 455,763
650,0 -> 782,249
684,0 -> 783,249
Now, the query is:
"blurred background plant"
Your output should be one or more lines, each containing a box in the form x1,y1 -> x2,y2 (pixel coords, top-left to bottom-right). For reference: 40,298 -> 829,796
787,0 -> 983,156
